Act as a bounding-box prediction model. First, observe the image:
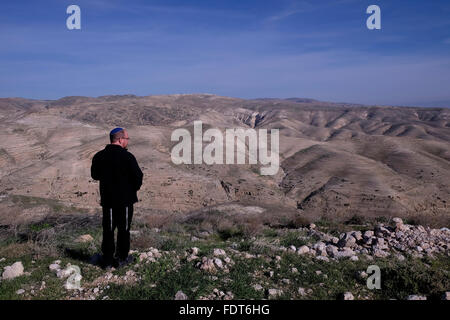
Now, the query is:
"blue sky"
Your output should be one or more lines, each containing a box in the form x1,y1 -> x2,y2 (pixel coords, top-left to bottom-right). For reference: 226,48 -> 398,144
0,0 -> 449,107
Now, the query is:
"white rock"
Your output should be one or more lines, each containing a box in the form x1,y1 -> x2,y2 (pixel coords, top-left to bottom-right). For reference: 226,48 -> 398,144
16,289 -> 25,295
326,245 -> 339,257
297,245 -> 310,255
441,292 -> 450,300
213,248 -> 226,256
253,284 -> 263,291
392,217 -> 403,224
316,256 -> 330,262
268,288 -> 282,297
213,258 -> 224,269
49,264 -> 61,272
288,245 -> 296,252
139,253 -> 148,261
175,290 -> 188,300
342,292 -> 354,300
350,255 -> 359,261
298,287 -> 307,296
334,250 -> 355,259
191,247 -> 200,255
2,261 -> 24,280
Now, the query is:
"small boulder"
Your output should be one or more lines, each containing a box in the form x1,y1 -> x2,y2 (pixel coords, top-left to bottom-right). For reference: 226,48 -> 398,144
2,261 -> 24,280
213,248 -> 226,257
342,292 -> 354,300
297,245 -> 310,255
175,290 -> 188,300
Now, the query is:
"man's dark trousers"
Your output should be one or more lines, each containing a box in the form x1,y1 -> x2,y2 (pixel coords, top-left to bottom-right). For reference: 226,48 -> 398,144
102,205 -> 134,263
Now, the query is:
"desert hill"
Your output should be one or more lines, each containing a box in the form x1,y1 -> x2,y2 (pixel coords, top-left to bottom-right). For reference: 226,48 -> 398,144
0,94 -> 449,227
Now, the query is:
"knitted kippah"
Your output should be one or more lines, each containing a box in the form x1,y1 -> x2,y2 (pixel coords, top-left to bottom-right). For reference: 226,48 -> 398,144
110,127 -> 123,135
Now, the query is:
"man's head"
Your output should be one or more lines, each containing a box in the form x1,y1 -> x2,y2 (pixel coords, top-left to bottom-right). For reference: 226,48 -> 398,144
110,127 -> 130,149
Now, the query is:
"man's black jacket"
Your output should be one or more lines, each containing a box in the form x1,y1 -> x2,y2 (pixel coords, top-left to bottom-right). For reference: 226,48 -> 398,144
91,144 -> 143,207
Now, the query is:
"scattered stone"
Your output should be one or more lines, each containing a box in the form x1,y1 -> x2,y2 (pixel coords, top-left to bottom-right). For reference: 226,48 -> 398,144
214,258 -> 224,269
342,292 -> 354,300
338,234 -> 357,248
297,245 -> 310,255
326,245 -> 338,257
213,248 -> 226,257
175,290 -> 188,300
49,264 -> 61,272
268,288 -> 283,298
334,249 -> 355,259
316,256 -> 330,262
197,257 -> 216,273
253,284 -> 263,291
2,261 -> 24,280
298,288 -> 307,296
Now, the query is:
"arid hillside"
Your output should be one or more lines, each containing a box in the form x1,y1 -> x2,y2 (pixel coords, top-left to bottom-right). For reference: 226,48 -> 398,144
0,94 -> 449,227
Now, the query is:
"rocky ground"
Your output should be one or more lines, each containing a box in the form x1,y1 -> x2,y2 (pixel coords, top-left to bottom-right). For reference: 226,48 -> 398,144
1,217 -> 448,300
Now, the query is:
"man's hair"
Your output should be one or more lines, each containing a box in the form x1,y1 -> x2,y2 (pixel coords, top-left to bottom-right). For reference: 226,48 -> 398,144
110,127 -> 125,143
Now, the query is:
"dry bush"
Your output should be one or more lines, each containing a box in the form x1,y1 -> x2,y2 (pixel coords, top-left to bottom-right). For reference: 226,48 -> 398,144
145,213 -> 177,230
131,232 -> 164,251
404,213 -> 449,228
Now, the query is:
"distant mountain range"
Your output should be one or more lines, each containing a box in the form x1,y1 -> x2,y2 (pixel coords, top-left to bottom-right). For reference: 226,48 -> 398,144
0,94 -> 449,227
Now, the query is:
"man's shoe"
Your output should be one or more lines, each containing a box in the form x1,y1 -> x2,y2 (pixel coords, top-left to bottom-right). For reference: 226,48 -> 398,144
100,256 -> 118,270
117,255 -> 134,268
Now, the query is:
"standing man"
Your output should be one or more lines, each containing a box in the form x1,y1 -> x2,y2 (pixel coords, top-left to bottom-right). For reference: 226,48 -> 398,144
91,128 -> 143,268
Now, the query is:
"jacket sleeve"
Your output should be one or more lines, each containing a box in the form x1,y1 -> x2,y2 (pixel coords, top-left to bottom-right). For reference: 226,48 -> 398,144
91,152 -> 102,181
129,153 -> 143,191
